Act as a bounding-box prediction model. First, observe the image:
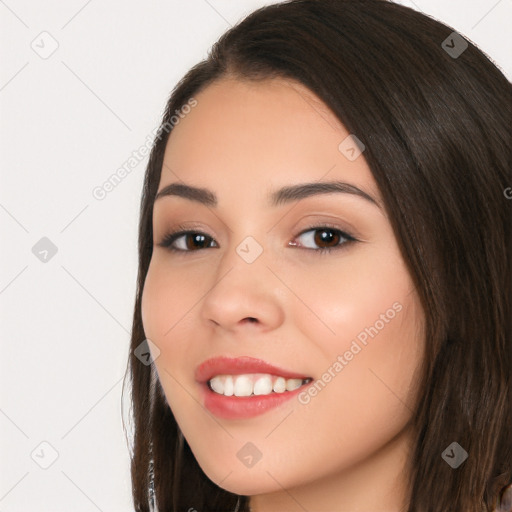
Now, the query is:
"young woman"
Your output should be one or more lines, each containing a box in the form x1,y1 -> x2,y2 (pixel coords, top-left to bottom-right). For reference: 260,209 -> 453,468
124,1 -> 512,510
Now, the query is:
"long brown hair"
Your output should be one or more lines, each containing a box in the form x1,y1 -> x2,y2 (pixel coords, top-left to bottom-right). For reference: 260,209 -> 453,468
123,1 -> 512,510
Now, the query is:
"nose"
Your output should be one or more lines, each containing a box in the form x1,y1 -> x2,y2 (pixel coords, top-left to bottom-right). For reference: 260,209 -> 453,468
199,243 -> 285,334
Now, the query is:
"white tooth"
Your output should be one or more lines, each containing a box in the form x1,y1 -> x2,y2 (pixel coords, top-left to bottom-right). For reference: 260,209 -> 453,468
285,378 -> 302,391
209,376 -> 224,394
224,375 -> 234,396
273,377 -> 286,393
210,374 -> 307,396
254,375 -> 273,395
234,375 -> 253,396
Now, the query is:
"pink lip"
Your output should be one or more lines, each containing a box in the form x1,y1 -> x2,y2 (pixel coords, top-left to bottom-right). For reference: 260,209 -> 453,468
195,356 -> 310,383
196,356 -> 312,420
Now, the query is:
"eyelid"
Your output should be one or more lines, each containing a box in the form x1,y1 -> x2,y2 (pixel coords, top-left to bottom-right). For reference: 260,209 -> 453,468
294,222 -> 356,239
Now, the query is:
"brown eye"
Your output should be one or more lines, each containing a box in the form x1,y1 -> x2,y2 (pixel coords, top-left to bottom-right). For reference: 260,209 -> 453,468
159,231 -> 218,251
183,233 -> 214,250
291,227 -> 355,251
313,229 -> 341,248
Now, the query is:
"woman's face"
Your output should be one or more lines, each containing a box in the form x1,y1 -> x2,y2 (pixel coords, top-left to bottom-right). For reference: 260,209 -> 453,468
141,77 -> 425,502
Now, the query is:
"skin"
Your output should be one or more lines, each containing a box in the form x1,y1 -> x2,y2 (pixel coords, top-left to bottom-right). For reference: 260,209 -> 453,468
141,77 -> 426,511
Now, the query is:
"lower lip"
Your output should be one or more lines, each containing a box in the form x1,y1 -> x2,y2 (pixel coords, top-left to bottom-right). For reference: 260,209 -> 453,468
201,383 -> 306,419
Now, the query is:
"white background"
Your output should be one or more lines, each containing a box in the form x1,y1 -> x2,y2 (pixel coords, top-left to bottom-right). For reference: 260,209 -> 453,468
0,1 -> 510,510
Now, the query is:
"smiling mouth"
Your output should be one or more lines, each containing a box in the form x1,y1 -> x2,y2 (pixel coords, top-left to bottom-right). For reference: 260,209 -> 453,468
196,355 -> 313,418
208,373 -> 312,397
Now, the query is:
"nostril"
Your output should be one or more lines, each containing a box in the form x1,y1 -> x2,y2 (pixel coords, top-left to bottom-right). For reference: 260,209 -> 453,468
244,317 -> 258,323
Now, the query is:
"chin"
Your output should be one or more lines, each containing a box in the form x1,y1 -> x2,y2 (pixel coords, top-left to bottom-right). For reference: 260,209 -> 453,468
210,468 -> 280,496
193,454 -> 279,495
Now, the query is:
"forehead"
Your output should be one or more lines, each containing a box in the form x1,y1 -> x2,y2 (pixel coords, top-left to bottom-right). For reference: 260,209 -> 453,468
166,76 -> 345,148
160,77 -> 377,201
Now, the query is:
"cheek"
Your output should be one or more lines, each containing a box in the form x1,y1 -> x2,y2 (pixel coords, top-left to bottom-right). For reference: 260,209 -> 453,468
288,243 -> 417,357
250,248 -> 425,483
141,256 -> 205,340
299,286 -> 423,474
140,260 -> 208,436
140,257 -> 210,402
141,260 -> 168,339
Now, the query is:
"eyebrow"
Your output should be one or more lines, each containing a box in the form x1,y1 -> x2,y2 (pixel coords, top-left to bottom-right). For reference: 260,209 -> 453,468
154,181 -> 381,209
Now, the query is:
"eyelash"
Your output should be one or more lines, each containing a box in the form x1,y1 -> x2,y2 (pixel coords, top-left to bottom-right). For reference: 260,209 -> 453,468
157,223 -> 358,254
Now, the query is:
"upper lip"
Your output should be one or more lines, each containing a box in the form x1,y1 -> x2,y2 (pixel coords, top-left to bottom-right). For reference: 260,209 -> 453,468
195,356 -> 311,384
